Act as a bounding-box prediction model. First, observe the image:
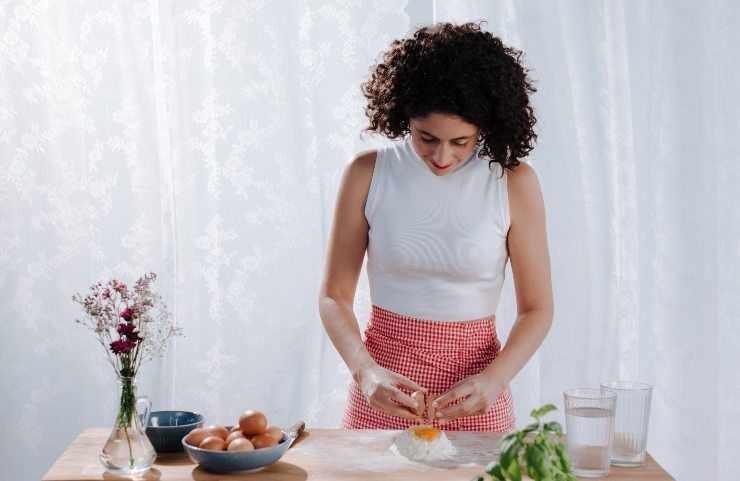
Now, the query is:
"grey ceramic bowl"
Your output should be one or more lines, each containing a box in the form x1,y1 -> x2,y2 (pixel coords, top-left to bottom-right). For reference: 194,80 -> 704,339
182,428 -> 291,473
145,410 -> 205,452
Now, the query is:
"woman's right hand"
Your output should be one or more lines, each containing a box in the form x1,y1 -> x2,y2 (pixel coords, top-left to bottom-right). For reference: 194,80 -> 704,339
354,363 -> 428,422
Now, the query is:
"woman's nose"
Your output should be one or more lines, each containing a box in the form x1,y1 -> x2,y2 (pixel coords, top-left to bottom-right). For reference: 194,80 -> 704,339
432,144 -> 454,165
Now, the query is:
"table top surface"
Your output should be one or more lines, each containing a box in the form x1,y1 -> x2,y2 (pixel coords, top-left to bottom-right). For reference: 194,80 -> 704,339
43,428 -> 675,481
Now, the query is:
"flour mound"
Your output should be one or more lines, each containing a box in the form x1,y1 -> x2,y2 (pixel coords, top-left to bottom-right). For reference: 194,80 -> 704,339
389,425 -> 457,461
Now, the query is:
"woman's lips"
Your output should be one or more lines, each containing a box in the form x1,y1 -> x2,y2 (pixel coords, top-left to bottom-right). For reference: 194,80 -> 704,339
430,160 -> 452,169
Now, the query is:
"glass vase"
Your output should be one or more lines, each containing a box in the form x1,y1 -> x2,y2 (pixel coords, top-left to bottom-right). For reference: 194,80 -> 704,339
99,376 -> 156,475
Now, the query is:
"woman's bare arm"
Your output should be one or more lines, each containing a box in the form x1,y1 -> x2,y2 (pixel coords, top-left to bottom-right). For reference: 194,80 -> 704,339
318,150 -> 377,377
318,150 -> 425,421
481,161 -> 553,384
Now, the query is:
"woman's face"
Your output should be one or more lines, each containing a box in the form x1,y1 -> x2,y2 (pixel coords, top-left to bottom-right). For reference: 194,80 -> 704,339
409,113 -> 480,176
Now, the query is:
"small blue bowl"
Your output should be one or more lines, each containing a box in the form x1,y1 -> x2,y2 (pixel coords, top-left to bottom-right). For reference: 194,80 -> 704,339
146,410 -> 205,452
182,428 -> 291,473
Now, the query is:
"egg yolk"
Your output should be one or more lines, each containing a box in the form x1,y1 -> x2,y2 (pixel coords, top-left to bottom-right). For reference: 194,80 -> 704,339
412,426 -> 441,442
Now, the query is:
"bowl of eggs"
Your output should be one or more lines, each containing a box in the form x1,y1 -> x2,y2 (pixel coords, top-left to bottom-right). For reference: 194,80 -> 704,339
182,410 -> 297,473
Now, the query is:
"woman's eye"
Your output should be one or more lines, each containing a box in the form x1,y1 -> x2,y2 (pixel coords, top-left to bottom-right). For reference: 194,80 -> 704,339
419,136 -> 467,146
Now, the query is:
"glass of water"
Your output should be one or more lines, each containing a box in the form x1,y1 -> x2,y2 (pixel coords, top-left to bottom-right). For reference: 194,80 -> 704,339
563,388 -> 616,478
600,381 -> 652,466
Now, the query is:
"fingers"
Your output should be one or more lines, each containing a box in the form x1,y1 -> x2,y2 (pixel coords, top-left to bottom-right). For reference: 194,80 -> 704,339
411,391 -> 425,417
385,385 -> 418,412
372,396 -> 423,422
427,393 -> 438,422
436,395 -> 489,421
433,380 -> 472,412
360,368 -> 429,422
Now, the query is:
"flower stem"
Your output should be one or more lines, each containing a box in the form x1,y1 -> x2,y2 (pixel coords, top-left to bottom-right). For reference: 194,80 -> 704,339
118,375 -> 136,469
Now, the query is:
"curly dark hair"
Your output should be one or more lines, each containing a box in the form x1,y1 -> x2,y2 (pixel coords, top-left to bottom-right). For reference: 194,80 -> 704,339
362,21 -> 537,173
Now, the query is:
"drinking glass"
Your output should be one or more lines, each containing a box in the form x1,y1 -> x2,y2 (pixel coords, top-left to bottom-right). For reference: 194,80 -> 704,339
600,381 -> 652,466
563,388 -> 616,478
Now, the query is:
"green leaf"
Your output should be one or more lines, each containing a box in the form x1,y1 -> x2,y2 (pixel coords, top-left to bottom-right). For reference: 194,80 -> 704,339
543,421 -> 563,436
522,455 -> 537,480
499,435 -> 520,457
499,447 -> 517,474
534,431 -> 549,445
469,476 -> 485,481
485,462 -> 506,481
530,404 -> 557,419
501,432 -> 518,445
521,424 -> 538,436
502,457 -> 521,481
499,438 -> 522,481
554,443 -> 572,473
523,444 -> 552,480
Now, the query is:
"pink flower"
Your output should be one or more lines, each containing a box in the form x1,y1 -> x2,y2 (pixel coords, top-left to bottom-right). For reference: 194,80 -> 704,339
116,322 -> 141,342
109,340 -> 136,354
120,308 -> 133,320
109,279 -> 127,294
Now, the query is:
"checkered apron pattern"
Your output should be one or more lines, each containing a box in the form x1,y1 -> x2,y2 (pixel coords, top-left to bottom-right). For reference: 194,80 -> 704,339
341,305 -> 515,431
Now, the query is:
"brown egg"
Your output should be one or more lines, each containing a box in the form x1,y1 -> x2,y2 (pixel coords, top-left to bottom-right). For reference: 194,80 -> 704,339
199,436 -> 226,451
227,437 -> 254,452
184,428 -> 210,447
263,425 -> 283,443
205,425 -> 229,440
251,432 -> 279,449
239,410 -> 268,436
225,431 -> 246,445
229,425 -> 242,433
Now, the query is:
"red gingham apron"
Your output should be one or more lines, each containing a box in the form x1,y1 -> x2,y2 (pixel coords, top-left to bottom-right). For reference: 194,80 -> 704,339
341,305 -> 515,431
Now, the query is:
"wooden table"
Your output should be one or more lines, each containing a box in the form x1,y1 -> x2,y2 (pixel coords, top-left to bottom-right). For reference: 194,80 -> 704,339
43,428 -> 675,480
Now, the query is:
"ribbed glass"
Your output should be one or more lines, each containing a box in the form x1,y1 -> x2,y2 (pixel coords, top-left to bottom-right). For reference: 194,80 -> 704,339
600,381 -> 652,466
563,388 -> 616,478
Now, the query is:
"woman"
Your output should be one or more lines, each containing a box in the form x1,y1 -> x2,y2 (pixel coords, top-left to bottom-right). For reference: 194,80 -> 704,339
318,21 -> 552,431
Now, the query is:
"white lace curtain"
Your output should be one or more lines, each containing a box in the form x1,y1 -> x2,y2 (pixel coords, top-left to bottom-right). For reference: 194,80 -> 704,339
1,2 -> 737,480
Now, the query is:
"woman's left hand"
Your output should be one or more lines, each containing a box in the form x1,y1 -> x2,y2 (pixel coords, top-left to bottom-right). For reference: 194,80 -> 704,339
432,372 -> 506,423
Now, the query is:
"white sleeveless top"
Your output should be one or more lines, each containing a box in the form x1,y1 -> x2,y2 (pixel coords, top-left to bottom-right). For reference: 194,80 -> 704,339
364,135 -> 511,322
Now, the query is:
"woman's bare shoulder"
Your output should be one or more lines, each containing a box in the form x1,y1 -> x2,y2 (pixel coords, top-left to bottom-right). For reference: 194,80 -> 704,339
506,161 -> 539,192
342,148 -> 377,190
506,161 -> 545,224
347,148 -> 377,175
